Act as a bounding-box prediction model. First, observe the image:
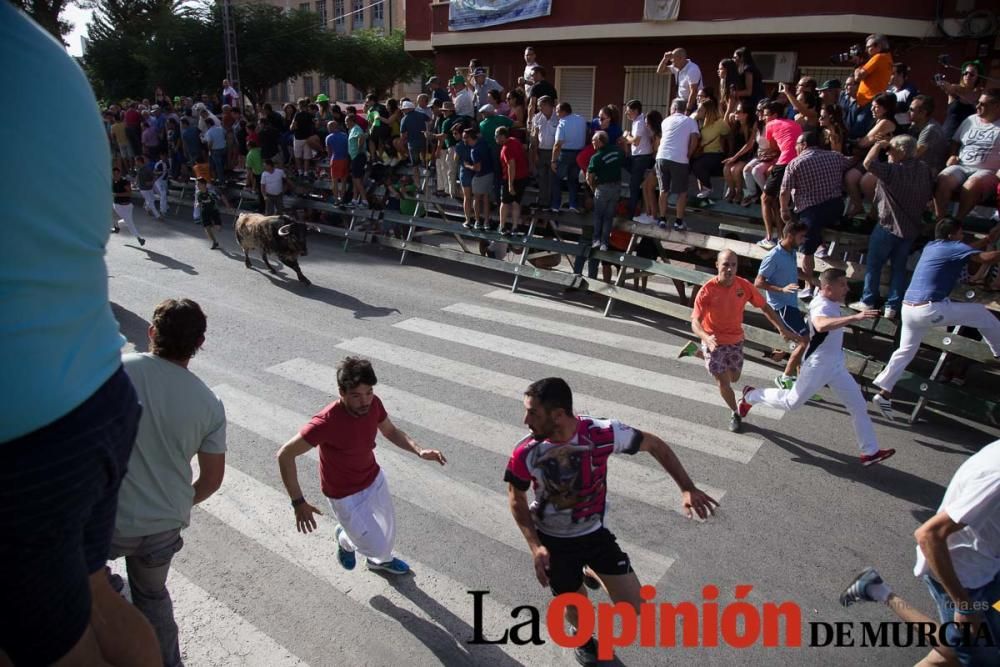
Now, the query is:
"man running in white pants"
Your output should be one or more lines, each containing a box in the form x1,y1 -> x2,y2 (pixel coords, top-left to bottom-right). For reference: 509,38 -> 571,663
871,217 -> 1000,421
276,357 -> 447,575
738,268 -> 897,466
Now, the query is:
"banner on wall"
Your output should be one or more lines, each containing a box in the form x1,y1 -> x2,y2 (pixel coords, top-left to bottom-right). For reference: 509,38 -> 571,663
644,0 -> 680,21
448,0 -> 553,32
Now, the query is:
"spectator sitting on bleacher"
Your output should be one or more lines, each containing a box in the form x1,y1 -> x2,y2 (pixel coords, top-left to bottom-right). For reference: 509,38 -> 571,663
888,63 -> 918,131
933,88 -> 1000,221
690,88 -> 730,200
844,93 -> 898,218
722,100 -> 758,203
760,101 -> 802,250
817,79 -> 842,108
819,104 -> 849,154
779,130 -> 852,299
740,100 -> 776,208
850,135 -> 934,320
907,94 -> 948,176
842,76 -> 875,146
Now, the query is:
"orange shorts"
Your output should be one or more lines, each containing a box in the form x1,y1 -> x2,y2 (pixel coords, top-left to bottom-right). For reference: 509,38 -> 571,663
329,159 -> 349,180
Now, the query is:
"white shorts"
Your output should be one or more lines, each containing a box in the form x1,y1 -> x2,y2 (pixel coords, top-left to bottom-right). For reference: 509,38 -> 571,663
325,470 -> 396,563
293,138 -> 315,160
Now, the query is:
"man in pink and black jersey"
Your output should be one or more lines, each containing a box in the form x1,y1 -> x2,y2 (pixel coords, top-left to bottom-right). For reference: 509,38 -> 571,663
505,377 -> 718,664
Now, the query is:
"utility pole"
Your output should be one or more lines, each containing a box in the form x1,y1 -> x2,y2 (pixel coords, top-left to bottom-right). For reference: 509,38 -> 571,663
221,0 -> 241,101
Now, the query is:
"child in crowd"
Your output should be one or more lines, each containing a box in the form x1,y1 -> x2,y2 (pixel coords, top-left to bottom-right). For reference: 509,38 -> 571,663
195,178 -> 222,249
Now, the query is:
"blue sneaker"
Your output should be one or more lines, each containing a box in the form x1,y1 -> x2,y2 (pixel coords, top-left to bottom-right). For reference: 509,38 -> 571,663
367,557 -> 410,575
334,525 -> 356,571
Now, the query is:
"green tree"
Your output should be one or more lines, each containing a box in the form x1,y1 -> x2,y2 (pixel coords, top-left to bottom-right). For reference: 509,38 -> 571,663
319,29 -> 429,99
10,0 -> 75,43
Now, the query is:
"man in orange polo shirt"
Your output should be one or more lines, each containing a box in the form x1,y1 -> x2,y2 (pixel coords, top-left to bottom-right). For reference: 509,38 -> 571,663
688,249 -> 802,432
855,34 -> 893,108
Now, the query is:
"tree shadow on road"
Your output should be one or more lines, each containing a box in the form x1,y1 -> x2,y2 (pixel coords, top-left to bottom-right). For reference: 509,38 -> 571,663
750,426 -> 947,509
110,302 -> 149,352
260,271 -> 402,320
129,245 -> 198,275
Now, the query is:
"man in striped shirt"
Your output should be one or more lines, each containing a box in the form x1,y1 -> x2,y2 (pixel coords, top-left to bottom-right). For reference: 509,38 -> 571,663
780,130 -> 853,299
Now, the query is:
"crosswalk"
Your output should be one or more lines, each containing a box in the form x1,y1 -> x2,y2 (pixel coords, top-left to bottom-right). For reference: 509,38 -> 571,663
113,287 -> 802,665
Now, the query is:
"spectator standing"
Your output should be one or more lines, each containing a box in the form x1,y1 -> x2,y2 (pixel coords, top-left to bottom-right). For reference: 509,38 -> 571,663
257,117 -> 281,167
549,102 -> 587,214
732,47 -> 766,110
345,114 -> 368,209
523,46 -> 541,89
455,125 -> 476,227
779,130 -> 852,298
399,100 -> 428,183
658,48 -> 703,114
871,218 -> 1000,421
326,121 -> 350,205
180,117 -> 202,167
854,34 -> 893,108
450,75 -> 475,120
221,78 -> 239,106
689,249 -> 800,432
427,76 -> 449,105
245,139 -> 264,212
638,111 -> 665,224
939,60 -> 986,139
203,117 -> 227,185
125,101 -> 143,157
291,98 -> 317,179
479,103 -> 514,199
717,58 -> 741,116
496,126 -> 530,236
526,66 -> 557,121
141,120 -> 160,161
472,67 -> 504,113
1,6 -> 159,662
467,127 -> 495,230
259,159 -> 287,215
531,95 -> 558,208
656,98 -> 701,231
586,130 -> 623,251
739,269 -> 895,466
623,99 -> 655,219
759,101 -> 803,249
933,89 -> 1000,221
850,136 -> 934,319
888,63 -> 918,129
433,102 -> 461,198
111,113 -> 134,173
690,88 -> 731,199
110,299 -> 226,667
907,94 -> 948,176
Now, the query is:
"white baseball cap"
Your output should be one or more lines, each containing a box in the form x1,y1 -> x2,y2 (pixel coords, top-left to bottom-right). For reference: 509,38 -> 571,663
400,100 -> 416,110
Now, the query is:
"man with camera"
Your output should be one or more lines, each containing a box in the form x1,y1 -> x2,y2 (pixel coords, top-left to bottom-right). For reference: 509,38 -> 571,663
854,34 -> 893,109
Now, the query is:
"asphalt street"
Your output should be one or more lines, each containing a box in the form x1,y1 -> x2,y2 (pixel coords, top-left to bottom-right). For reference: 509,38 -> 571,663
104,207 -> 998,666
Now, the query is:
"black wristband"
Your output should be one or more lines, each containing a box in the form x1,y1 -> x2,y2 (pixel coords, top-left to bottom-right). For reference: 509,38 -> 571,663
291,496 -> 306,508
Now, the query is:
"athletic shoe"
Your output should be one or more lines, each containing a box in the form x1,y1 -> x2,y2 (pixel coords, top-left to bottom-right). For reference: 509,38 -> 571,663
574,637 -> 599,666
839,567 -> 883,607
358,200 -> 369,208
756,237 -> 776,250
728,413 -> 742,433
567,207 -> 581,214
774,375 -> 794,390
814,244 -> 829,259
883,307 -> 897,320
798,286 -> 815,300
462,220 -> 473,229
633,213 -> 656,224
138,237 -> 146,246
591,239 -> 601,248
672,220 -> 686,231
210,242 -> 219,250
501,226 -> 512,236
599,243 -> 608,252
334,525 -> 356,571
110,226 -> 120,233
695,187 -> 713,199
367,557 -> 410,575
656,219 -> 668,229
737,386 -> 754,418
848,301 -> 872,312
871,394 -> 895,421
677,341 -> 699,359
860,448 -> 896,467
473,221 -> 483,231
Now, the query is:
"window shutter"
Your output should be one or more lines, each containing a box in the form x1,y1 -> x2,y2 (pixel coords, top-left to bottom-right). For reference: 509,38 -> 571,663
555,67 -> 594,118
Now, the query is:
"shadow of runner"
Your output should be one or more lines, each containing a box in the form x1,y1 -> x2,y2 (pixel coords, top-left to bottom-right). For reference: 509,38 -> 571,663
370,575 -> 529,667
129,246 -> 198,275
752,426 -> 946,508
110,302 -> 150,352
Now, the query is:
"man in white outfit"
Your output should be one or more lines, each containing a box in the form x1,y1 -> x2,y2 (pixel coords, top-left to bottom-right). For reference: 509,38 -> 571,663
738,268 -> 897,466
871,217 -> 1000,421
276,357 -> 447,575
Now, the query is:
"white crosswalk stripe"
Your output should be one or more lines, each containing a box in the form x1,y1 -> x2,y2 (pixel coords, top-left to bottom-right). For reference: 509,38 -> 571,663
483,288 -> 665,326
105,561 -> 310,667
218,381 -> 677,586
269,356 -> 728,513
393,318 -> 785,420
441,302 -> 776,380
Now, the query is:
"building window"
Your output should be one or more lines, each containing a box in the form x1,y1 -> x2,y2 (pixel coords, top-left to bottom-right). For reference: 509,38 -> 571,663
352,0 -> 364,28
622,65 -> 671,131
316,0 -> 326,27
334,0 -> 345,31
319,77 -> 329,97
299,2 -> 309,12
336,79 -> 348,102
372,0 -> 384,28
303,75 -> 315,98
554,66 -> 595,120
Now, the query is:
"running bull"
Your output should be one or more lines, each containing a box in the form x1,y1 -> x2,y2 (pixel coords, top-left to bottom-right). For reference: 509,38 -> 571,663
234,213 -> 312,285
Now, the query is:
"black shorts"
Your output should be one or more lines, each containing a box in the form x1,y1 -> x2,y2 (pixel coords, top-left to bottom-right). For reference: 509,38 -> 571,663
0,367 -> 141,665
776,305 -> 809,337
763,163 -> 787,197
797,197 -> 841,255
350,153 -> 368,178
538,527 -> 633,595
501,178 -> 529,204
201,206 -> 221,227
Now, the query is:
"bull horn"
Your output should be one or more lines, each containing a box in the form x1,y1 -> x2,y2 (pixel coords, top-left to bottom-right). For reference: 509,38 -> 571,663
278,224 -> 292,236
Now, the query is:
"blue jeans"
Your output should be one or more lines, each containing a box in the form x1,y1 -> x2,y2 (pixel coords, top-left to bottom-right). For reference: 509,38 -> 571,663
593,184 -> 618,247
924,573 -> 1000,666
861,225 -> 913,310
572,225 -> 599,279
210,148 -> 226,184
550,149 -> 580,209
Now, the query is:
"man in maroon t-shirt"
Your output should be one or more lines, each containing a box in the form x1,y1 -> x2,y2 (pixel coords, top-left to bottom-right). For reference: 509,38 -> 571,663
496,126 -> 530,236
276,357 -> 446,575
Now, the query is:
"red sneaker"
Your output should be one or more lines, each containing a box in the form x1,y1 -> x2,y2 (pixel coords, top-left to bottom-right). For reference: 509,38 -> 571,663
737,386 -> 754,418
860,448 -> 896,467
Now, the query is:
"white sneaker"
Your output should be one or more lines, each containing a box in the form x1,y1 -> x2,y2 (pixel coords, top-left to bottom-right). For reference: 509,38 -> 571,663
696,188 -> 713,199
599,243 -> 608,251
848,301 -> 872,312
871,394 -> 896,422
799,286 -> 815,300
814,244 -> 829,259
591,240 -> 601,248
883,307 -> 897,320
632,213 -> 656,224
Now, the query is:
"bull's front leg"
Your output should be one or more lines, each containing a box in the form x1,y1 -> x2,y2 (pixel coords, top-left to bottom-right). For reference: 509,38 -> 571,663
243,248 -> 252,268
261,250 -> 277,273
285,258 -> 311,285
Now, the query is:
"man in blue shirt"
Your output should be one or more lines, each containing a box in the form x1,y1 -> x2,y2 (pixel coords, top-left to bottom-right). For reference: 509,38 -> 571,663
325,120 -> 350,204
872,217 -> 1000,421
755,222 -> 811,389
399,100 -> 428,184
466,127 -> 494,230
203,117 -> 227,185
549,102 -> 587,213
0,4 -> 159,664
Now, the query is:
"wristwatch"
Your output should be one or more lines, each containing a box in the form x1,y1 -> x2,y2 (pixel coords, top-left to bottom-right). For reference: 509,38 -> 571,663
291,496 -> 306,508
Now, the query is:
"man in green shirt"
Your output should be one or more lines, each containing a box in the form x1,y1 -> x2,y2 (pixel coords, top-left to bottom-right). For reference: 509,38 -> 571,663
478,104 -> 513,201
434,102 -> 461,197
245,139 -> 264,212
345,113 -> 368,208
586,130 -> 624,252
